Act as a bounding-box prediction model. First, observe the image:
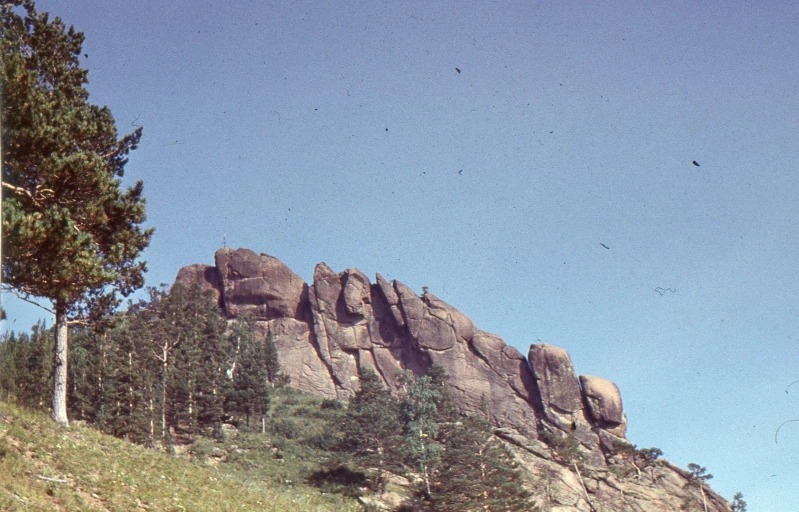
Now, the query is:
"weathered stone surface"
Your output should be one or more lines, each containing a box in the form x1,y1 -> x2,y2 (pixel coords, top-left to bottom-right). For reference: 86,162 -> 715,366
342,268 -> 371,317
252,318 -> 336,398
472,331 -> 539,406
394,280 -> 424,338
215,248 -> 308,320
374,273 -> 405,328
579,375 -> 624,426
428,340 -> 537,429
423,292 -> 477,342
494,427 -> 552,459
308,263 -> 361,397
528,344 -> 583,414
175,252 -> 633,442
174,263 -> 222,304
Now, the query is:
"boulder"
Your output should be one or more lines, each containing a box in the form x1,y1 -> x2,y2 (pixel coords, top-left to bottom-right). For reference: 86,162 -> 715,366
394,280 -> 425,338
472,331 -> 539,407
174,263 -> 222,304
214,248 -> 308,320
528,344 -> 583,415
423,292 -> 477,342
579,375 -> 624,427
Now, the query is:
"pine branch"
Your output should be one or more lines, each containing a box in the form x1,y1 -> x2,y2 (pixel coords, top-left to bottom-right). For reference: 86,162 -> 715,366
1,284 -> 55,314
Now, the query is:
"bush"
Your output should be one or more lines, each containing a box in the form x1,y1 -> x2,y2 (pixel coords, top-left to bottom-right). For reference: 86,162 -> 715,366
321,398 -> 343,410
270,418 -> 299,440
308,465 -> 368,497
304,430 -> 340,450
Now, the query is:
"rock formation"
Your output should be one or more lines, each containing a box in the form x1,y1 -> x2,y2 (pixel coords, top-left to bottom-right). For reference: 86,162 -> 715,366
176,248 -> 732,511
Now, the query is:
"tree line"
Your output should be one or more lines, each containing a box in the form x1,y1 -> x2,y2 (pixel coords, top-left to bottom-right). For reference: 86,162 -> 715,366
0,283 -> 279,447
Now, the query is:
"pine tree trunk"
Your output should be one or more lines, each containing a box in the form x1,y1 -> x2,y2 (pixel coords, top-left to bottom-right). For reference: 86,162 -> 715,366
573,462 -> 596,512
700,485 -> 708,512
149,395 -> 155,446
423,464 -> 431,499
128,351 -> 134,415
161,344 -> 168,447
51,305 -> 70,426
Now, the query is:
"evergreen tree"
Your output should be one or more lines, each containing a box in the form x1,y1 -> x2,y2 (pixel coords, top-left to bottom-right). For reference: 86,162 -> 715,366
432,415 -> 537,512
225,316 -> 271,430
66,325 -> 103,422
1,1 -> 153,426
731,492 -> 747,512
338,369 -> 402,492
263,329 -> 281,386
93,311 -> 154,443
0,321 -> 53,407
170,283 -> 229,433
426,364 -> 458,424
685,463 -> 713,512
139,284 -> 227,443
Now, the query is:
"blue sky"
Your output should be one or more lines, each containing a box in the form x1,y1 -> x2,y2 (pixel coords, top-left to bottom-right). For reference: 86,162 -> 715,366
4,0 -> 799,508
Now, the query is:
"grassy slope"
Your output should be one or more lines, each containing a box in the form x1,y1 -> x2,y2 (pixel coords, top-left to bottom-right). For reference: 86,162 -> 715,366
0,392 -> 362,512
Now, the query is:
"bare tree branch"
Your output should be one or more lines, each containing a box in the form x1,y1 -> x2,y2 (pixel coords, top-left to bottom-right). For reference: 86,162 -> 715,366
1,284 -> 54,314
35,475 -> 69,483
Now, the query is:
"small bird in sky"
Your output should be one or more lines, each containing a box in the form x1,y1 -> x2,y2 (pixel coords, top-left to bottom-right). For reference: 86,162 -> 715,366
692,160 -> 700,167
455,67 -> 461,74
600,243 -> 609,250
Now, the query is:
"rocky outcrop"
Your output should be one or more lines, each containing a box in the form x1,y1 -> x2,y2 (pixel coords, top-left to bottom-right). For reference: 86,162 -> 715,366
175,249 -> 627,446
175,248 -> 732,511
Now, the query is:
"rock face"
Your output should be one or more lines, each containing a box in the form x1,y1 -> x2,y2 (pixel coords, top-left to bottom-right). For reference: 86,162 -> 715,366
175,248 -> 732,511
175,248 -> 624,450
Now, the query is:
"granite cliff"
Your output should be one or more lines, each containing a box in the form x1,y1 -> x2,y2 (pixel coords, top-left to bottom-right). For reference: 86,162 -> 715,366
176,248 -> 732,511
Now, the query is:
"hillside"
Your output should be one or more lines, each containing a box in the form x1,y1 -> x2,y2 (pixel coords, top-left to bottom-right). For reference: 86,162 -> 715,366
0,397 -> 361,511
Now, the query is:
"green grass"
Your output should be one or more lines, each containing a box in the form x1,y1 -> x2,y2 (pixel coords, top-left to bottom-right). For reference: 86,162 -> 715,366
0,392 -> 363,511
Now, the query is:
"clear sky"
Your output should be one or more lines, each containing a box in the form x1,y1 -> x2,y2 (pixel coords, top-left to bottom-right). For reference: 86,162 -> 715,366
3,0 -> 799,508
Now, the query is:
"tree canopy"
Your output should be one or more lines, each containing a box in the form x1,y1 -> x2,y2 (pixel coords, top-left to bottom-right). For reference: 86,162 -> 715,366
1,0 -> 152,425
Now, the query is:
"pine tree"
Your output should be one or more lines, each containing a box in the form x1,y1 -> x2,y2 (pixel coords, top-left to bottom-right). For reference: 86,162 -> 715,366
263,329 -> 281,386
169,283 -> 229,434
66,325 -> 103,422
1,1 -> 152,426
432,415 -> 538,512
225,316 -> 271,429
94,311 -> 154,443
685,463 -> 713,512
0,321 -> 53,407
338,369 -> 402,492
139,284 -> 227,443
731,492 -> 747,512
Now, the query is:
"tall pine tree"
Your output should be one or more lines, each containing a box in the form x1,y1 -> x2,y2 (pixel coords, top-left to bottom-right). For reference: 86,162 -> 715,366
225,316 -> 271,430
338,369 -> 402,492
1,1 -> 152,426
432,415 -> 538,512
